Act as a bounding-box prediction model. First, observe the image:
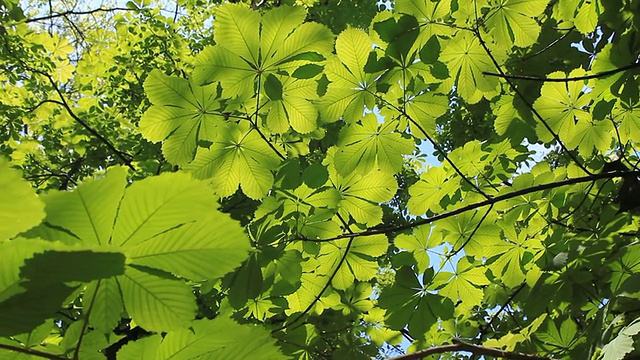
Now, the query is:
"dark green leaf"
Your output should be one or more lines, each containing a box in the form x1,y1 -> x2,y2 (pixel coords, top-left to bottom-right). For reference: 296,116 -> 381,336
303,163 -> 329,188
420,35 -> 441,64
373,15 -> 419,61
292,64 -> 324,79
21,250 -> 125,283
264,74 -> 283,101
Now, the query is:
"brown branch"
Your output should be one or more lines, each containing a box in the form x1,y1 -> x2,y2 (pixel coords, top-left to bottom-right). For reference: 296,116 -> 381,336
389,338 -> 549,360
296,170 -> 640,242
30,69 -> 136,171
24,7 -> 133,23
483,62 -> 640,82
0,343 -> 67,360
471,5 -> 592,176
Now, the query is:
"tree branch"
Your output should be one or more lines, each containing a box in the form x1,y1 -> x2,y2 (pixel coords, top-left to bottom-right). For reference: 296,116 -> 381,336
483,62 -> 640,82
296,170 -> 640,242
24,7 -> 134,23
388,338 -> 549,360
30,69 -> 136,171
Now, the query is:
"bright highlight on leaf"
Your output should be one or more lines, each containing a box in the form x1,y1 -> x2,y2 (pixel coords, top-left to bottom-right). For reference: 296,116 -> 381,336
141,70 -> 227,166
185,122 -> 282,199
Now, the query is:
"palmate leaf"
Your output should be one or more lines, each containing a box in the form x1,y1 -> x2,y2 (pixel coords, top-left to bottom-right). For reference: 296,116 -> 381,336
613,101 -> 640,145
335,113 -> 415,175
378,267 -> 454,337
0,157 -> 45,240
317,235 -> 388,290
395,226 -> 444,273
192,4 -> 333,114
395,0 -> 455,50
439,33 -> 502,103
265,76 -> 319,134
407,166 -> 459,214
438,209 -> 503,258
25,167 -> 250,332
432,257 -> 490,309
405,91 -> 450,138
320,29 -> 378,123
332,168 -> 398,226
485,0 -> 550,48
533,69 -> 592,145
140,70 -> 226,166
185,122 -> 282,200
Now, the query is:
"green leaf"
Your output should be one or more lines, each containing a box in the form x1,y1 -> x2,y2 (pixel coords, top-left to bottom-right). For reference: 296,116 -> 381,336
127,215 -> 249,281
533,69 -> 593,145
303,163 -> 329,188
185,122 -> 282,199
320,28 -> 378,123
332,167 -> 398,226
395,226 -> 443,273
0,240 -> 78,336
373,14 -> 419,61
0,157 -> 45,240
153,317 -> 287,360
335,114 -> 415,175
193,4 -> 333,101
265,77 -> 319,134
440,33 -> 502,103
419,35 -> 441,64
485,0 -> 550,48
264,73 -> 283,101
21,250 -> 125,283
227,255 -> 263,308
291,64 -> 324,79
408,166 -> 459,214
317,235 -> 388,290
85,278 -> 125,333
118,335 -> 162,360
141,70 -> 225,166
118,266 -> 196,331
40,166 -> 127,246
405,91 -> 450,137
435,257 -> 489,309
378,267 -> 454,336
0,238 -> 55,303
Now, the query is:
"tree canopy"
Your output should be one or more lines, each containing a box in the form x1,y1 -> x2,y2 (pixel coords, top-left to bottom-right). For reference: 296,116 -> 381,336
1,0 -> 640,359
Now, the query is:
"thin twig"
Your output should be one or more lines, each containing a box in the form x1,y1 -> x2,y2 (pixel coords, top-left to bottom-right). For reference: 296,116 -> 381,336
29,69 -> 136,171
24,7 -> 133,23
273,213 -> 355,333
483,62 -> 640,82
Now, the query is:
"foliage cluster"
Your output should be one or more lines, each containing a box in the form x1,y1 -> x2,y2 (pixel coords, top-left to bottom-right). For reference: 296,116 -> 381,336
1,0 -> 640,359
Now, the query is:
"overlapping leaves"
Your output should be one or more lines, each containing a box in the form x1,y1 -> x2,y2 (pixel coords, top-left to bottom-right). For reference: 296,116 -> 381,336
22,167 -> 250,332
